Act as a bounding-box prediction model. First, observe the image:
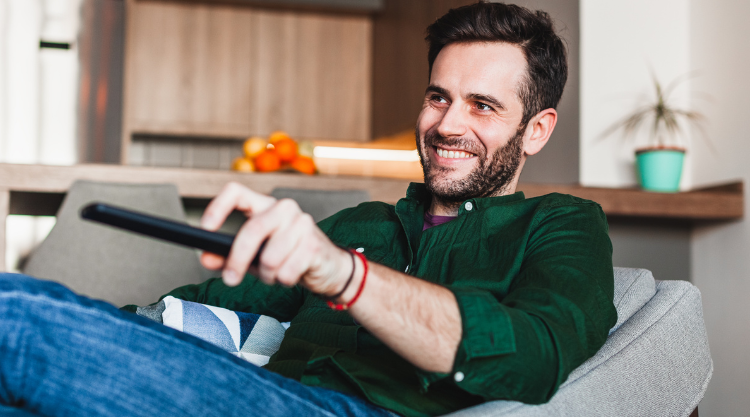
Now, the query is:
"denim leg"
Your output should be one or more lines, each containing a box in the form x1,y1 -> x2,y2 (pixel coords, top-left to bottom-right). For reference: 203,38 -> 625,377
0,404 -> 36,417
0,274 -> 394,417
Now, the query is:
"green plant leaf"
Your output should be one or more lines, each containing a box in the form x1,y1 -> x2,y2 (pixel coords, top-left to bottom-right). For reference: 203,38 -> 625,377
598,74 -> 712,152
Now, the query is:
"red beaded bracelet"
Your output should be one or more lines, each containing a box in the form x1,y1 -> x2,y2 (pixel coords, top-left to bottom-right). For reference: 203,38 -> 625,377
327,250 -> 368,311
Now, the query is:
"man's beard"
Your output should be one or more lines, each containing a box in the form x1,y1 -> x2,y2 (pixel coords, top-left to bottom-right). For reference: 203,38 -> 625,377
416,125 -> 525,206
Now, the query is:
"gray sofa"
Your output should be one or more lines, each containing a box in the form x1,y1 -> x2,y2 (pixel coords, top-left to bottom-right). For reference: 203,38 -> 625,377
445,268 -> 711,417
21,181 -> 712,416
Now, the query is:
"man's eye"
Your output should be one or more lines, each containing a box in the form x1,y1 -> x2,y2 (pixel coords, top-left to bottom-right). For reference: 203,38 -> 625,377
430,95 -> 447,103
476,103 -> 492,111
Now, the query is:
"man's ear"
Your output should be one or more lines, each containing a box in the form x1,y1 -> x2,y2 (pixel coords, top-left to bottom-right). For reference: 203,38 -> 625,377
522,108 -> 557,156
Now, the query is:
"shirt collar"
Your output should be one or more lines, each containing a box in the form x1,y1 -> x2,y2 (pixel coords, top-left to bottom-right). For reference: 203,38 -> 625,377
405,182 -> 526,212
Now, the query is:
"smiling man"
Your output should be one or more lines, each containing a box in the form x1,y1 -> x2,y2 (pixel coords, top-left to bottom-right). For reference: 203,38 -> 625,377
0,3 -> 616,417
417,40 -> 555,215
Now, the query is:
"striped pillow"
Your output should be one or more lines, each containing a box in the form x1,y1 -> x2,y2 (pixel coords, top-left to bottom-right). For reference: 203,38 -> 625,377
137,296 -> 287,366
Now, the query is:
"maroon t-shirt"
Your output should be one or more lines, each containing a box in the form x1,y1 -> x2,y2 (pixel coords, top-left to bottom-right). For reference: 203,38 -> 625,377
423,211 -> 457,231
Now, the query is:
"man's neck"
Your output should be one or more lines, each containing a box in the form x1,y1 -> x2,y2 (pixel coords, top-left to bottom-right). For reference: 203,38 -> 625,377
428,199 -> 462,217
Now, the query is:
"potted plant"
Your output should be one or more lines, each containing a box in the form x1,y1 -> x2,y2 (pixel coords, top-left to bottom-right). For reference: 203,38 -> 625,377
602,75 -> 706,192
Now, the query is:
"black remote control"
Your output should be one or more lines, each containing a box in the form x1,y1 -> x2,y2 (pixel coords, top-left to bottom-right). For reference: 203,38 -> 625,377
81,202 -> 262,266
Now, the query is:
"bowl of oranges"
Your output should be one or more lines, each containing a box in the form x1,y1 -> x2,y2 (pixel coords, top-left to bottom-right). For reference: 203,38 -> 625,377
231,131 -> 316,175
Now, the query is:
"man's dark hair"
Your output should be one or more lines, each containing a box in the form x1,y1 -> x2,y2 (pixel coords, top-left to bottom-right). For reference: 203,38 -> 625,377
426,2 -> 568,125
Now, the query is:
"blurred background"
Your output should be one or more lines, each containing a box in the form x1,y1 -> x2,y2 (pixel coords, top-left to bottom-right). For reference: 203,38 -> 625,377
0,0 -> 748,414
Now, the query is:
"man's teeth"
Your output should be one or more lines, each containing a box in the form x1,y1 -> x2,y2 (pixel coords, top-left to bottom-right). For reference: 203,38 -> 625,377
437,148 -> 473,159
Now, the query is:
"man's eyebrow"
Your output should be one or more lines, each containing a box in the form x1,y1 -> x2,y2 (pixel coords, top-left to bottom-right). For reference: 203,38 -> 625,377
425,85 -> 450,97
425,86 -> 507,111
467,93 -> 507,111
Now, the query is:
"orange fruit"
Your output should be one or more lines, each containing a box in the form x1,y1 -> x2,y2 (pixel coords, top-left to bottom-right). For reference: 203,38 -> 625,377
274,138 -> 298,163
254,150 -> 282,172
290,155 -> 316,175
243,137 -> 267,158
231,156 -> 255,172
268,131 -> 291,144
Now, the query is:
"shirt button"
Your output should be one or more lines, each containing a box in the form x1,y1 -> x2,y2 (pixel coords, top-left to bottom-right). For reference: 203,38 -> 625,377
404,265 -> 409,273
454,372 -> 465,382
464,202 -> 473,211
356,247 -> 365,253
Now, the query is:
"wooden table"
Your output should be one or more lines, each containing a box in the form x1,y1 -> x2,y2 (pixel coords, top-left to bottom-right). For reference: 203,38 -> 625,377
0,163 -> 743,270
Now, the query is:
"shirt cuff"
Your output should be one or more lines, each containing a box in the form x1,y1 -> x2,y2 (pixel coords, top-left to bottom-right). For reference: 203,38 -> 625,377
415,286 -> 517,391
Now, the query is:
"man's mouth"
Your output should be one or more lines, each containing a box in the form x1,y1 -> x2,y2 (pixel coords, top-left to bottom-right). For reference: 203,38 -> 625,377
434,146 -> 476,159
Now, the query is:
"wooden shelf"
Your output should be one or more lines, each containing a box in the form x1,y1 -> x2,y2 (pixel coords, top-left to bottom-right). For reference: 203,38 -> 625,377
0,163 -> 742,221
0,163 -> 741,270
0,163 -> 412,216
517,182 -> 744,221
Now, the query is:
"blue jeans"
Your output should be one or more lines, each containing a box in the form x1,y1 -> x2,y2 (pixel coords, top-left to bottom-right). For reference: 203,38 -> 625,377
0,274 -> 395,417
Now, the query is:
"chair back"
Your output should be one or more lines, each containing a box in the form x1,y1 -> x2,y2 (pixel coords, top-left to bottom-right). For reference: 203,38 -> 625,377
23,180 -> 204,307
270,188 -> 370,222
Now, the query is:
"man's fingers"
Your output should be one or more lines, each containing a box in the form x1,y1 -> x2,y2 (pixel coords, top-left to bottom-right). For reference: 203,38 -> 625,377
222,198 -> 303,286
223,218 -> 270,285
275,239 -> 314,287
201,182 -> 276,231
200,252 -> 225,271
258,211 -> 316,286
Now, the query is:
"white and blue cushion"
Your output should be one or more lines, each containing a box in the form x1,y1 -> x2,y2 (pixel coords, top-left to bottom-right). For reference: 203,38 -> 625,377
137,296 -> 287,366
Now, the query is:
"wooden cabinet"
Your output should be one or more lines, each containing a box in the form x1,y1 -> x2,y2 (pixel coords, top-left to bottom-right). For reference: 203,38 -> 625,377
124,1 -> 256,139
122,0 -> 372,161
251,10 -> 371,142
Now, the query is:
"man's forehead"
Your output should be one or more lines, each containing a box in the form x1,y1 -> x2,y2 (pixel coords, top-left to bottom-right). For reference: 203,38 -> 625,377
430,42 -> 527,101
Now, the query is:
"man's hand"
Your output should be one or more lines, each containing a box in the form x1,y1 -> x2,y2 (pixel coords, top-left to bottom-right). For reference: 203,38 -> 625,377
200,182 -> 462,373
200,182 -> 351,296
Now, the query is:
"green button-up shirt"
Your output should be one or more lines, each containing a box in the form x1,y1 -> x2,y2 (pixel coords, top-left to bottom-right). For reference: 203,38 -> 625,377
154,183 -> 617,416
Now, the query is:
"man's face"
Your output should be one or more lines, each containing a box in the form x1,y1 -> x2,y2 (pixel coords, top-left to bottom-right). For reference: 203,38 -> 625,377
416,42 -> 529,203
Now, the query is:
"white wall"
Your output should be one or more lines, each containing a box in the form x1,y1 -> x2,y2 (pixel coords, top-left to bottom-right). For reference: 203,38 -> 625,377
0,0 -> 81,271
580,0 -> 692,189
0,0 -> 80,164
0,0 -> 42,163
689,0 -> 750,414
582,1 -> 750,414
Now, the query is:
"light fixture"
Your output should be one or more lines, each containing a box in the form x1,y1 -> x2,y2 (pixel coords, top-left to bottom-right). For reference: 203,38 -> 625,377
313,147 -> 420,162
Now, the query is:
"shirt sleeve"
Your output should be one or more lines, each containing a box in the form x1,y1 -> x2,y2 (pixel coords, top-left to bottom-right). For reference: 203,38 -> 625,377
118,211 -> 356,319
121,275 -> 305,322
418,200 -> 617,404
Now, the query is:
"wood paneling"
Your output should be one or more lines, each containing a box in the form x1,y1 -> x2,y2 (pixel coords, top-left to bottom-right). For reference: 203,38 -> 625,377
124,1 -> 256,138
127,136 -> 244,169
371,0 -> 474,138
142,0 -> 383,14
253,9 -> 371,141
122,0 -> 372,163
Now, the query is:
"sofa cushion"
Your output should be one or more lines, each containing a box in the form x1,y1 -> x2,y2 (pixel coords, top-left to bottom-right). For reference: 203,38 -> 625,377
137,296 -> 287,366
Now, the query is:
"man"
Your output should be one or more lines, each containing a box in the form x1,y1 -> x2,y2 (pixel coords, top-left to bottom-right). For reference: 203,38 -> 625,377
0,3 -> 616,417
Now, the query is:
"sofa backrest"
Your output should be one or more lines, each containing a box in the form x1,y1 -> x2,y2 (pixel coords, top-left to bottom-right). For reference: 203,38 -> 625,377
610,267 -> 657,335
23,180 -> 205,307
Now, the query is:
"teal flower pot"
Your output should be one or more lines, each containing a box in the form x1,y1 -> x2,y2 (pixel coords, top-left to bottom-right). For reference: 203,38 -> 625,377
635,148 -> 685,192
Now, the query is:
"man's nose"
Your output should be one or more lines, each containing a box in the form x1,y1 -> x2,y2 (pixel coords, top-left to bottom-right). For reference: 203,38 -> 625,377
436,103 -> 468,138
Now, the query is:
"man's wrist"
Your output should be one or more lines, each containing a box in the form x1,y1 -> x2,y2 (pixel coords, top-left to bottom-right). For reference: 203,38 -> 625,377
320,247 -> 357,299
332,252 -> 364,305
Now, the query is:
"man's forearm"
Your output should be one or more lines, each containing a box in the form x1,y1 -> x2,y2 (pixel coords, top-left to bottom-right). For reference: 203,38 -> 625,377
343,260 -> 462,373
199,183 -> 462,372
